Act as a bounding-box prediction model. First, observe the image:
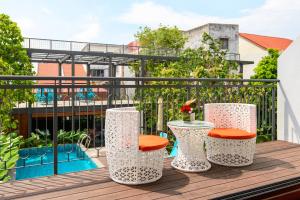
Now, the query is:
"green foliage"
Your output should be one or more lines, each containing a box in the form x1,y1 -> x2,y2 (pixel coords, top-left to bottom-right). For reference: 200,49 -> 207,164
22,129 -> 87,148
250,49 -> 279,141
133,28 -> 241,150
133,28 -> 239,79
22,130 -> 52,148
0,129 -> 87,182
132,25 -> 187,73
251,49 -> 279,79
58,129 -> 86,144
0,14 -> 34,131
133,25 -> 274,146
135,25 -> 187,50
0,132 -> 23,182
167,33 -> 239,79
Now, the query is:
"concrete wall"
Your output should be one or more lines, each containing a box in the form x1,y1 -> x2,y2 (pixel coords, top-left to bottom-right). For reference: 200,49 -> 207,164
239,36 -> 268,79
116,65 -> 135,98
208,24 -> 239,54
90,65 -> 133,78
277,36 -> 300,144
184,23 -> 239,54
184,24 -> 209,49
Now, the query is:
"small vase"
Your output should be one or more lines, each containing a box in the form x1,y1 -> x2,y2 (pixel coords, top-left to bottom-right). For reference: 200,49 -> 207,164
182,113 -> 191,122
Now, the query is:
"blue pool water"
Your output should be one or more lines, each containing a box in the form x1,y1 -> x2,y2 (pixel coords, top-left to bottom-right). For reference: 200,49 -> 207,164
16,144 -> 97,180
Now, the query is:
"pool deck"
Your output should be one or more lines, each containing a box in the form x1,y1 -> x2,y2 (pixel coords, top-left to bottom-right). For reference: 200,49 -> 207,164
1,140 -> 300,200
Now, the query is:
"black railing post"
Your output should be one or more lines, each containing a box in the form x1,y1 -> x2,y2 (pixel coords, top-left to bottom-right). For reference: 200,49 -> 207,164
58,62 -> 62,93
271,85 -> 276,141
27,102 -> 32,136
187,86 -> 191,100
53,86 -> 58,175
108,56 -> 113,107
71,55 -> 75,131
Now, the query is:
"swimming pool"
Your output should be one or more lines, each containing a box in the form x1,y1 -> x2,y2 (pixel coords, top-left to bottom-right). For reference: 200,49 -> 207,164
16,144 -> 97,180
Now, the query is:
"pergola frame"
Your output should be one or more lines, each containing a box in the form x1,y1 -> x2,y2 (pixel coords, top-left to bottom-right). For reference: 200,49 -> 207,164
23,37 -> 182,133
23,37 -> 253,116
24,37 -> 253,78
24,37 -> 180,78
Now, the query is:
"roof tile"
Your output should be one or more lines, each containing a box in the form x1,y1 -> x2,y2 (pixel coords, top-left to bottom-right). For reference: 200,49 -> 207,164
239,33 -> 292,51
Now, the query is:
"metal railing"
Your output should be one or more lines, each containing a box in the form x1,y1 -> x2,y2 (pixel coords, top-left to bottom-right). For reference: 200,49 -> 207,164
0,76 -> 278,181
23,37 -> 180,57
23,37 -> 241,60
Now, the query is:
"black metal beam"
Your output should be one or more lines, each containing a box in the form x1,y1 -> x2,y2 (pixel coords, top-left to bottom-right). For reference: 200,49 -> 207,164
140,58 -> 146,77
87,64 -> 91,77
58,63 -> 62,93
30,59 -> 112,65
59,55 -> 70,63
58,63 -> 62,76
239,60 -> 254,65
0,75 -> 280,83
12,104 -> 129,115
88,56 -> 106,65
87,63 -> 91,85
26,48 -> 179,61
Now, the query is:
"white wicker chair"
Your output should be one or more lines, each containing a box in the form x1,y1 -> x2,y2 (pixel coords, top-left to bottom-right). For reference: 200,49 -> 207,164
105,107 -> 167,185
204,103 -> 257,167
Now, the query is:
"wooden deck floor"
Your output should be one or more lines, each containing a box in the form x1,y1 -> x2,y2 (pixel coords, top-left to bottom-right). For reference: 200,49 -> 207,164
1,141 -> 300,200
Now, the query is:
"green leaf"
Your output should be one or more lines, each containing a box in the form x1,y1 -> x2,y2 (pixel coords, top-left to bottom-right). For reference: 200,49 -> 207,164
0,169 -> 8,180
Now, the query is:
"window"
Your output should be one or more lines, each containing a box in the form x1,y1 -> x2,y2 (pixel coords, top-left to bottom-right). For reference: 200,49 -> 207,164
219,38 -> 229,50
91,69 -> 105,77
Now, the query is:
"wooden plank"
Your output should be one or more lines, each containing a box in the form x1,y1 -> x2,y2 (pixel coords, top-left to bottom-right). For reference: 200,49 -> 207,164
18,141 -> 299,197
89,153 -> 300,200
2,141 -> 300,200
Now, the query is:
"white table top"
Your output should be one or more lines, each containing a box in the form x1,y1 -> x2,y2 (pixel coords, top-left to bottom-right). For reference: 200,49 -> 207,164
167,120 -> 214,129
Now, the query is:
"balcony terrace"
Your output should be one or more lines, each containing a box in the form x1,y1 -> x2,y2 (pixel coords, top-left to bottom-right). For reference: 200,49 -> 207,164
2,76 -> 299,199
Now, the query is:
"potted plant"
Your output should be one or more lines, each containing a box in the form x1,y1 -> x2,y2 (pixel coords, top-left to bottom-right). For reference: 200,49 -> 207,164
180,99 -> 196,122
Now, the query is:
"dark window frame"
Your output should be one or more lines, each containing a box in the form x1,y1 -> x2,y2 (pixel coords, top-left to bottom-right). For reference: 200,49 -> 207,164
219,38 -> 229,50
91,69 -> 105,77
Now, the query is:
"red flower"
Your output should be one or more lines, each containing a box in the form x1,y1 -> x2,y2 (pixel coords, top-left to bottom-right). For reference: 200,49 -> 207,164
180,105 -> 191,113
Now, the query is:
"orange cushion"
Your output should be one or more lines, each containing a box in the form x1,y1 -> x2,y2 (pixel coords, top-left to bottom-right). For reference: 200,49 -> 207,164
208,128 -> 256,139
139,135 -> 168,151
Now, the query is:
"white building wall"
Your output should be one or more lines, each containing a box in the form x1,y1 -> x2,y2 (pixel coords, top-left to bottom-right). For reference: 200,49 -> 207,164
277,36 -> 300,144
116,65 -> 135,98
184,23 -> 239,54
208,24 -> 239,54
184,25 -> 209,49
239,36 -> 268,79
90,65 -> 109,77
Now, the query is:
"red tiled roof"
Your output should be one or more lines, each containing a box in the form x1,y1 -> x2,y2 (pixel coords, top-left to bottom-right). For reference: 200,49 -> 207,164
128,41 -> 140,47
62,64 -> 87,85
37,63 -> 59,85
37,63 -> 87,85
62,64 -> 86,77
239,33 -> 292,51
36,63 -> 107,94
128,41 -> 140,52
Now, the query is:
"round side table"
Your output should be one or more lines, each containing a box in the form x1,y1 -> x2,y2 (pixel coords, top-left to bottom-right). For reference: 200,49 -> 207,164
167,120 -> 214,172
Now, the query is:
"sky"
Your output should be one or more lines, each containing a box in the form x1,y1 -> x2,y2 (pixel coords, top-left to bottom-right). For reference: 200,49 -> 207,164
0,0 -> 299,44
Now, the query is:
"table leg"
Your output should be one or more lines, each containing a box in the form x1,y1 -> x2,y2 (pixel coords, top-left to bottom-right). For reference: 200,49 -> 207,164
170,127 -> 211,172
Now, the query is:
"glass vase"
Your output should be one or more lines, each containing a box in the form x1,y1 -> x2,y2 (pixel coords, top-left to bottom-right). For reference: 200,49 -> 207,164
182,113 -> 191,122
